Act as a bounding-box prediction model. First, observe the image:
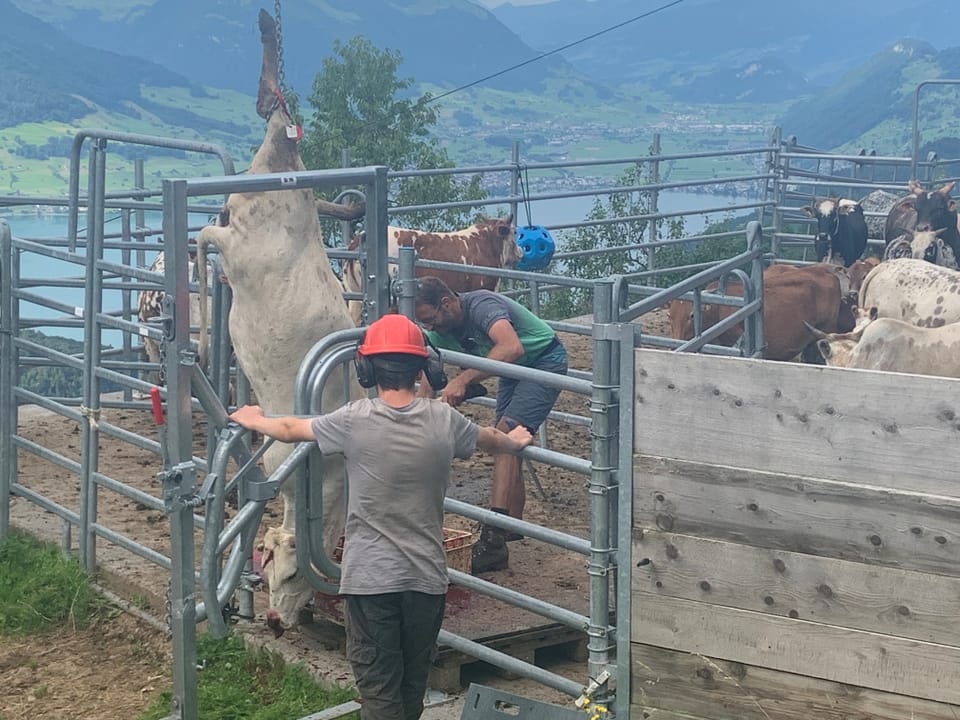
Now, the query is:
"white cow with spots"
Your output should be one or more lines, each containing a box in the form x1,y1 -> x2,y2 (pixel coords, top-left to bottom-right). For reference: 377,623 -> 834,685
196,9 -> 361,633
811,310 -> 960,378
858,258 -> 960,329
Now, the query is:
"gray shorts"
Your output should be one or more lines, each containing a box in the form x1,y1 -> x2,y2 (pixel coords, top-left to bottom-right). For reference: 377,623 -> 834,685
495,338 -> 568,432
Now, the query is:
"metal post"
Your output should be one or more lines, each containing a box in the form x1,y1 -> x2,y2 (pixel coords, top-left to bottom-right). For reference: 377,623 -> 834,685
614,321 -> 636,720
0,220 -> 13,540
912,80 -> 960,182
362,167 -> 390,323
134,159 -> 147,269
769,126 -> 784,260
162,178 -> 199,720
745,221 -> 765,357
120,209 -> 133,402
646,134 -> 661,274
587,279 -> 616,682
510,142 -> 521,226
397,247 -> 416,319
339,149 -> 352,250
78,139 -> 106,572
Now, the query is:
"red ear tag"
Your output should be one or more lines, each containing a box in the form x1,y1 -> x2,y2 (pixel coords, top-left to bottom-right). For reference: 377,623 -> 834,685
286,124 -> 303,141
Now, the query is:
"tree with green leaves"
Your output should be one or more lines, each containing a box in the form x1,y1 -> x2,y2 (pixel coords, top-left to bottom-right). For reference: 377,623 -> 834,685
300,36 -> 485,232
538,163 -> 686,320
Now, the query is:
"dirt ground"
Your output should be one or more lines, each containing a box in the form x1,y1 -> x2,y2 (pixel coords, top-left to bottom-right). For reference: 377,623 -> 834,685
1,311 -> 671,720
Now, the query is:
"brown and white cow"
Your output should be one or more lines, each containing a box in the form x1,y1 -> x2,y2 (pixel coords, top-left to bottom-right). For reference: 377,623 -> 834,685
341,217 -> 521,325
811,311 -> 960,378
195,9 -> 363,634
668,263 -> 853,361
858,257 -> 960,329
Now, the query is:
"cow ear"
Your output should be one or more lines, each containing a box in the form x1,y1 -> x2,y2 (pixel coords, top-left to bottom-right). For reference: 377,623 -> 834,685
817,339 -> 832,359
909,180 -> 923,195
868,306 -> 878,321
285,536 -> 296,548
801,206 -> 815,217
949,199 -> 957,212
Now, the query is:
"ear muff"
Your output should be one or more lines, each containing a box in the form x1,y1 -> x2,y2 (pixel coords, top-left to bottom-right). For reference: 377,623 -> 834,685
354,329 -> 378,388
354,325 -> 448,390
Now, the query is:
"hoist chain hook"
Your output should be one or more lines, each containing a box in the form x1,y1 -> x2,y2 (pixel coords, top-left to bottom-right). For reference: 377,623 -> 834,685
274,0 -> 287,97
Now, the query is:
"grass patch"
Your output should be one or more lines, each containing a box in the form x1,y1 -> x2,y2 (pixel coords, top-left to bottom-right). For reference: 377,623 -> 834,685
0,530 -> 98,635
137,632 -> 359,720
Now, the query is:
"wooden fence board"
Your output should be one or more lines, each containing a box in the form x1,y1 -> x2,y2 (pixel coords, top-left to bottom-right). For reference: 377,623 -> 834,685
632,349 -> 960,494
633,455 -> 960,575
630,642 -> 960,720
631,594 -> 960,704
633,530 -> 960,646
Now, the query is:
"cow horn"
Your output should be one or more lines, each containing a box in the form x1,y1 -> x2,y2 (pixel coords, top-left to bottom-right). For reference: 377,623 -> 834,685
803,321 -> 828,340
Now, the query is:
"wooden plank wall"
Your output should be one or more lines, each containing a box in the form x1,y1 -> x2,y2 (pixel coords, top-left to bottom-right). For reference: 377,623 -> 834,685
629,349 -> 960,720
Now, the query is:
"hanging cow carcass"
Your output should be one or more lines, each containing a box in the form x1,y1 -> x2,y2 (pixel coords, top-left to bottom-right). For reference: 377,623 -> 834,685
196,9 -> 363,633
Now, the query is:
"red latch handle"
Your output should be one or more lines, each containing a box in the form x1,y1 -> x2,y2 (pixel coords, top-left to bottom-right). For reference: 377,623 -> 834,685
149,387 -> 165,426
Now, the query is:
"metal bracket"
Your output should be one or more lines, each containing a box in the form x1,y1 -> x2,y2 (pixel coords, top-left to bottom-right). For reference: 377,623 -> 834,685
592,322 -> 625,341
161,296 -> 176,340
458,684 -> 585,720
157,460 -> 197,506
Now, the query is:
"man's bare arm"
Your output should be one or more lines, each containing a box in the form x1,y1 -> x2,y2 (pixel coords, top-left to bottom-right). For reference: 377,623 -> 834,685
476,424 -> 533,454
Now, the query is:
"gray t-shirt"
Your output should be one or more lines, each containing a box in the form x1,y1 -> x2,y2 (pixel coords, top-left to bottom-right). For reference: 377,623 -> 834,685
310,397 -> 479,596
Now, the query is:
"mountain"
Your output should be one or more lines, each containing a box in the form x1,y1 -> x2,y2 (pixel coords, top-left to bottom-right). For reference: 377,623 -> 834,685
0,0 -> 199,127
668,56 -> 812,104
491,0 -> 957,96
778,40 -> 960,152
10,0 -> 580,99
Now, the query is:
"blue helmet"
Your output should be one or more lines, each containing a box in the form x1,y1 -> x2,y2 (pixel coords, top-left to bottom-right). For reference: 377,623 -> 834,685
515,225 -> 556,271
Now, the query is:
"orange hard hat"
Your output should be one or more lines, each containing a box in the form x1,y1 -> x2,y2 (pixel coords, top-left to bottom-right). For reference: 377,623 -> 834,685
357,314 -> 429,357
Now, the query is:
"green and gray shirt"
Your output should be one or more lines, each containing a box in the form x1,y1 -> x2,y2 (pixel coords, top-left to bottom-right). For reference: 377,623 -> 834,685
425,290 -> 556,365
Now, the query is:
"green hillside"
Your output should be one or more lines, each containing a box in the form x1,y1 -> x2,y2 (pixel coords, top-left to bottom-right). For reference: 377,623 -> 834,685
779,40 -> 960,154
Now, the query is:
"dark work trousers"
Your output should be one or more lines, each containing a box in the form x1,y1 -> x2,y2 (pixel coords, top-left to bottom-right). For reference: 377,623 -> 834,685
343,591 -> 446,720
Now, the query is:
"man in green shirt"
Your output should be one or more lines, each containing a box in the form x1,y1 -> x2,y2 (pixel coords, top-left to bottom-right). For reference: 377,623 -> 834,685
414,276 -> 568,573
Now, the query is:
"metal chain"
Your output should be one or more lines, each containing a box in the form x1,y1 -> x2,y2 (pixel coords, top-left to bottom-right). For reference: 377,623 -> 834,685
158,330 -> 168,386
164,576 -> 173,638
274,0 -> 286,96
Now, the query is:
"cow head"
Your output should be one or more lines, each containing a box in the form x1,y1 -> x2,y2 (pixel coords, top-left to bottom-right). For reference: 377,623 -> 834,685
479,214 -> 522,268
905,180 -> 957,233
804,312 -> 873,367
802,198 -> 862,263
259,527 -> 315,637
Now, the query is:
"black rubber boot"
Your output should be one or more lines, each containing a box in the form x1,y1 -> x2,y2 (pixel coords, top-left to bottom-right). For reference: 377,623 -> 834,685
471,524 -> 508,573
